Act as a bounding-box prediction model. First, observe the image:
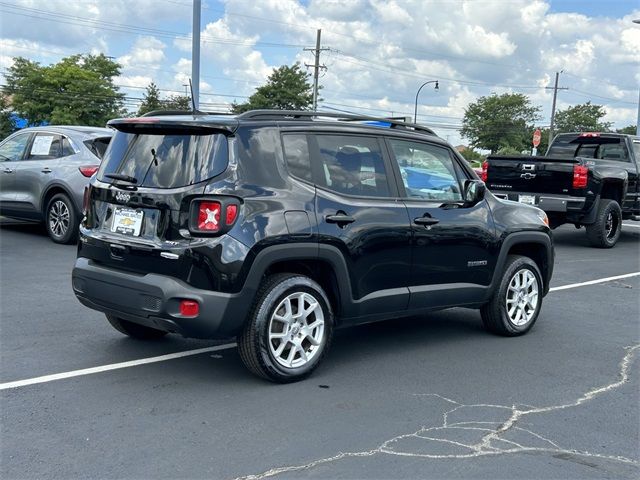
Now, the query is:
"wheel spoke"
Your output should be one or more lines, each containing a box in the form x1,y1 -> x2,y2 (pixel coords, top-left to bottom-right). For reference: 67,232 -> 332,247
286,345 -> 297,366
274,340 -> 287,357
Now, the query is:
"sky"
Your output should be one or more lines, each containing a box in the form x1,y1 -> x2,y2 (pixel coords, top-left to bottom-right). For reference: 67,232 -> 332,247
0,0 -> 638,145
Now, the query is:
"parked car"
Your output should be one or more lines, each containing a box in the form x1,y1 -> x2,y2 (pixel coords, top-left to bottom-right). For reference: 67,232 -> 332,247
483,132 -> 640,248
0,126 -> 113,243
72,110 -> 554,382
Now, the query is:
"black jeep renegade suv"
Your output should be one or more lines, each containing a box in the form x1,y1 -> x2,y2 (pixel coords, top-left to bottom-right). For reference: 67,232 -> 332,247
72,110 -> 554,382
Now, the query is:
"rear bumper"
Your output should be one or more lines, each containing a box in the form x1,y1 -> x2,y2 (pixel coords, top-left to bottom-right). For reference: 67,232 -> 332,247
492,191 -> 586,212
72,257 -> 250,339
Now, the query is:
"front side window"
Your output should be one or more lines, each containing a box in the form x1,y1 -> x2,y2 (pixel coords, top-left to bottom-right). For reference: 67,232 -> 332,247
0,133 -> 30,161
98,131 -> 228,188
313,135 -> 389,197
388,139 -> 463,201
27,133 -> 64,160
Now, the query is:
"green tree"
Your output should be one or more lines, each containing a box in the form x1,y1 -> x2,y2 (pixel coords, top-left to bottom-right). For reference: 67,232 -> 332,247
0,94 -> 16,140
163,94 -> 191,110
232,63 -> 314,113
458,147 -> 485,165
554,102 -> 612,133
461,93 -> 540,154
4,54 -> 125,126
137,82 -> 163,115
616,124 -> 637,135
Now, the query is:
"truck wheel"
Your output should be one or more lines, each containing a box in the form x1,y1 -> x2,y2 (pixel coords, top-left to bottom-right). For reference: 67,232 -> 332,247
46,193 -> 78,244
585,199 -> 621,248
481,255 -> 543,336
238,273 -> 334,383
106,315 -> 167,340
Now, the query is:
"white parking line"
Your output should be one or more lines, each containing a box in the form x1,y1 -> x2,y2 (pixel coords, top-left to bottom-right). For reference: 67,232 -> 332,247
2,272 -> 640,391
0,343 -> 236,391
549,272 -> 640,292
622,223 -> 640,228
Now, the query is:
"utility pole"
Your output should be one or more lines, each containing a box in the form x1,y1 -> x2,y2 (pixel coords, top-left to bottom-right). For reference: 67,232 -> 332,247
546,71 -> 568,145
304,29 -> 328,111
191,0 -> 201,110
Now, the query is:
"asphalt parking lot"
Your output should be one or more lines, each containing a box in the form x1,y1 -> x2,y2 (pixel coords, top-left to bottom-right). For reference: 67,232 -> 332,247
1,219 -> 639,479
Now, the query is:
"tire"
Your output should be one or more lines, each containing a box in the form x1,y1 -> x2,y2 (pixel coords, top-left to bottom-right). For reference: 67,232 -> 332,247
45,193 -> 78,244
238,273 -> 334,383
480,255 -> 543,336
585,199 -> 622,248
106,315 -> 168,340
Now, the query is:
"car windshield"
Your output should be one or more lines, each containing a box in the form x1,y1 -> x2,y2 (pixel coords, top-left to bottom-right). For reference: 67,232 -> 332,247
97,130 -> 228,188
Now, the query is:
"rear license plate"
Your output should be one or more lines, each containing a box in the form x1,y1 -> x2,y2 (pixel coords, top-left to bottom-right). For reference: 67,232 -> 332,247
111,207 -> 144,236
518,195 -> 536,205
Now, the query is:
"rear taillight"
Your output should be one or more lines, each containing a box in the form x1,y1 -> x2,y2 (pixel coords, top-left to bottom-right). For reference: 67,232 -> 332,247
481,161 -> 488,182
179,299 -> 199,317
197,201 -> 221,232
189,198 -> 240,235
82,186 -> 91,215
573,165 -> 588,188
79,166 -> 99,177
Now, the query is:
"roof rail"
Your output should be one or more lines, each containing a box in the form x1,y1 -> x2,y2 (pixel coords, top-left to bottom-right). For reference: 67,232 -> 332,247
237,109 -> 437,136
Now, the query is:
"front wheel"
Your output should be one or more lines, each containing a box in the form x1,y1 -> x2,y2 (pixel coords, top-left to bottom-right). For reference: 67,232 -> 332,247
481,255 -> 543,336
45,193 -> 78,244
238,273 -> 334,383
585,199 -> 621,248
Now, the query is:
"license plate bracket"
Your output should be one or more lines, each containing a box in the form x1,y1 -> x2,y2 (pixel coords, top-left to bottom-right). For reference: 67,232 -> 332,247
111,207 -> 144,236
518,194 -> 536,205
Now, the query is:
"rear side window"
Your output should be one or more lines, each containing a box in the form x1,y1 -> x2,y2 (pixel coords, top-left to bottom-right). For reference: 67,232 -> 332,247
98,131 -> 228,188
27,133 -> 63,160
84,137 -> 112,159
282,134 -> 311,181
313,135 -> 389,198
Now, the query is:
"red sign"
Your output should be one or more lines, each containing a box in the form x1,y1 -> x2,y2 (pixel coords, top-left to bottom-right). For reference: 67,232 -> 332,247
532,129 -> 542,147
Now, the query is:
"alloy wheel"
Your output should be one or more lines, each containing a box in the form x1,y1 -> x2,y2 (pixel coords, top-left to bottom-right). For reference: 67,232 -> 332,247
49,200 -> 70,238
268,291 -> 325,368
505,269 -> 539,326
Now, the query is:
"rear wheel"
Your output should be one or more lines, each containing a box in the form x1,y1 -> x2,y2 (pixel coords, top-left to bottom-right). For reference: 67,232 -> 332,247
106,315 -> 167,340
585,199 -> 621,248
481,255 -> 543,336
238,273 -> 333,383
45,193 -> 78,244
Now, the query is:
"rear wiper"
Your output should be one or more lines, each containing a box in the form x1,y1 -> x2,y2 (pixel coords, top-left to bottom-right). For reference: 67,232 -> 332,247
105,173 -> 138,184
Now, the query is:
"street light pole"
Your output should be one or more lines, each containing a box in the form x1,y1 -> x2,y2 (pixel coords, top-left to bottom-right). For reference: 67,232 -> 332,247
634,20 -> 640,136
414,80 -> 439,123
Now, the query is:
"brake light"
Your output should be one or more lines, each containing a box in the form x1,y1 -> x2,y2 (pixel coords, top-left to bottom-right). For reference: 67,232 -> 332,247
179,299 -> 199,317
79,166 -> 99,177
82,185 -> 91,215
481,161 -> 488,182
579,132 -> 600,137
197,201 -> 221,232
573,165 -> 588,188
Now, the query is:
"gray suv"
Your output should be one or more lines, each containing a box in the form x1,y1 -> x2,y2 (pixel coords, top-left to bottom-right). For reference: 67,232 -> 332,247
0,126 -> 113,243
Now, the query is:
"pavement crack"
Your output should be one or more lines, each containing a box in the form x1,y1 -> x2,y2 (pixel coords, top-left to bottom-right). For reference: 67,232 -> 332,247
233,345 -> 639,480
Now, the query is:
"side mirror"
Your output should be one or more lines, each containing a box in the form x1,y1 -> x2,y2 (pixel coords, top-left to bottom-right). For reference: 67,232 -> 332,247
463,179 -> 486,206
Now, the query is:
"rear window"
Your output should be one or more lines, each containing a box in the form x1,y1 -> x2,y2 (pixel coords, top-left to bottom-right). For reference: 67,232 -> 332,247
84,137 -> 112,160
98,131 -> 228,188
548,135 -> 629,162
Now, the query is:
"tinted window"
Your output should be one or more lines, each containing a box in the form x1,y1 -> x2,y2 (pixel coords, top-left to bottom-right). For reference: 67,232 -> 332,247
98,131 -> 228,188
388,139 -> 462,201
548,134 -> 629,162
84,137 -> 111,159
633,141 -> 640,163
62,137 -> 76,157
314,135 -> 389,197
27,133 -> 63,160
0,133 -> 30,161
282,134 -> 311,181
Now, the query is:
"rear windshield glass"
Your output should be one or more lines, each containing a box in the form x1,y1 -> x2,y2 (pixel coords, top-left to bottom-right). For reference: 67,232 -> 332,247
548,135 -> 629,162
98,131 -> 228,188
84,137 -> 112,160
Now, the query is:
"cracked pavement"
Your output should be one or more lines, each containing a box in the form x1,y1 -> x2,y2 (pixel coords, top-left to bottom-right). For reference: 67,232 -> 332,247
1,222 -> 639,479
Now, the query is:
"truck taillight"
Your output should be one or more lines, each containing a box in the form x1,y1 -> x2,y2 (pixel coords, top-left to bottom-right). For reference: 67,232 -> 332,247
189,198 -> 240,235
573,165 -> 588,188
481,161 -> 488,182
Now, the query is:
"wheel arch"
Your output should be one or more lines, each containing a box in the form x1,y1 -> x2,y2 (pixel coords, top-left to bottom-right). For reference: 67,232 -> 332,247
41,183 -> 79,215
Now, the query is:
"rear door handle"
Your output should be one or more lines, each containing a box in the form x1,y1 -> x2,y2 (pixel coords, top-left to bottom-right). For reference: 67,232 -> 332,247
41,167 -> 52,174
414,216 -> 440,226
326,214 -> 355,225
3,168 -> 13,174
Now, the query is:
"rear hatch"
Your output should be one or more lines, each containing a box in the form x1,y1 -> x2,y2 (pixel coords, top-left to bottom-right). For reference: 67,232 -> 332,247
485,154 -> 578,195
81,117 -> 235,280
